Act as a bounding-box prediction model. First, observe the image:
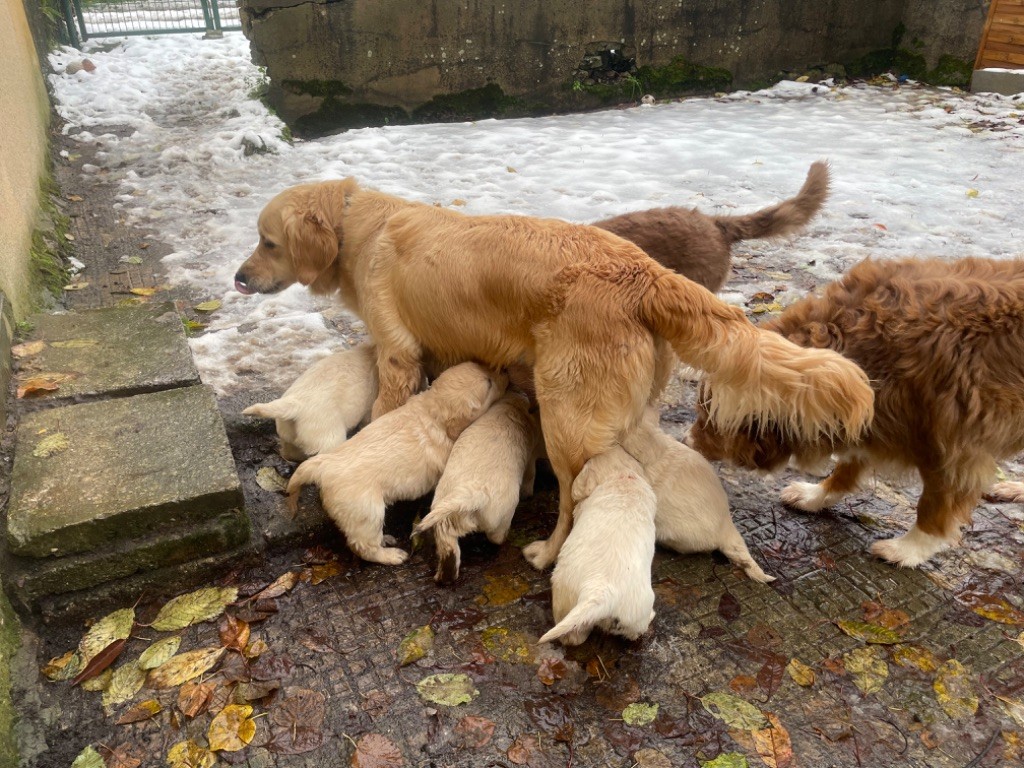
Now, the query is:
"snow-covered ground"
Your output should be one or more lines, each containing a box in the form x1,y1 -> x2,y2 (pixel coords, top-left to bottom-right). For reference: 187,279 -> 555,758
48,33 -> 1024,396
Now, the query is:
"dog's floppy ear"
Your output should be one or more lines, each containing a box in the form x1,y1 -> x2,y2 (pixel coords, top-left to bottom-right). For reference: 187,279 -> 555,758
284,205 -> 339,286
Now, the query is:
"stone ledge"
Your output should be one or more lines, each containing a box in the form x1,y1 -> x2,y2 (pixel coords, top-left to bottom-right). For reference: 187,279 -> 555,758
7,385 -> 243,559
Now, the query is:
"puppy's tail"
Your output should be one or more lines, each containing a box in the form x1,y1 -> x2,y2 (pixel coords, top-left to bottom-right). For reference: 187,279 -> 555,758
243,398 -> 299,421
284,455 -> 325,515
538,591 -> 611,645
639,270 -> 873,443
415,490 -> 489,584
713,161 -> 829,244
719,533 -> 776,583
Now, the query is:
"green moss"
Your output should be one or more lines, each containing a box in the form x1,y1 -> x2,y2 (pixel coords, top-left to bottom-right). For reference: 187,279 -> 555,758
927,55 -> 972,88
281,79 -> 354,98
412,83 -> 525,123
0,589 -> 21,768
29,178 -> 71,306
846,47 -> 971,88
294,99 -> 409,137
635,56 -> 733,97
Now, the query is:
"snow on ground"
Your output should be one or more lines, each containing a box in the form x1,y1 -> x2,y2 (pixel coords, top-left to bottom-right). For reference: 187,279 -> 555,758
48,33 -> 1024,396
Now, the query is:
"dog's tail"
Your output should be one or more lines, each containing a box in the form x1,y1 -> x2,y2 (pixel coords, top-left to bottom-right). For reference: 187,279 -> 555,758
284,455 -> 325,515
718,533 -> 776,583
243,398 -> 299,421
713,161 -> 830,244
415,490 -> 489,583
538,591 -> 611,645
639,270 -> 873,442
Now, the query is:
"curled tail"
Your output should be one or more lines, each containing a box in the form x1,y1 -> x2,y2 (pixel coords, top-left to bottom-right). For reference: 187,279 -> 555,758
714,161 -> 829,244
284,455 -> 325,515
639,270 -> 873,442
415,490 -> 489,584
538,593 -> 611,645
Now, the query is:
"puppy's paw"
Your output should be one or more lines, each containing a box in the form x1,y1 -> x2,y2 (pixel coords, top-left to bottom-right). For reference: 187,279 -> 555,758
522,540 -> 555,571
357,546 -> 409,566
984,481 -> 1024,504
870,526 -> 950,568
779,482 -> 835,512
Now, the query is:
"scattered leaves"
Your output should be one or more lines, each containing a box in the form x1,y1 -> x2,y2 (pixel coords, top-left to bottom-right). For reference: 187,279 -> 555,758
166,740 -> 216,768
71,637 -> 126,686
252,572 -> 299,601
268,689 -> 326,755
11,340 -> 45,358
751,712 -> 794,768
350,733 -> 404,767
255,466 -> 289,493
177,681 -> 216,718
537,657 -> 568,686
700,754 -> 748,768
416,673 -> 479,706
835,619 -> 902,644
71,745 -> 105,768
129,286 -> 161,296
455,715 -> 496,748
147,647 -> 225,689
958,592 -> 1024,626
79,608 -> 135,666
150,586 -> 238,631
219,615 -> 251,652
208,703 -> 256,752
397,625 -> 434,666
17,372 -> 72,398
102,662 -> 147,712
891,644 -> 941,673
844,646 -> 888,695
933,659 -> 978,720
137,636 -> 181,670
193,300 -> 222,312
786,658 -> 815,687
115,699 -> 162,725
622,702 -> 659,726
42,650 -> 82,681
700,692 -> 768,730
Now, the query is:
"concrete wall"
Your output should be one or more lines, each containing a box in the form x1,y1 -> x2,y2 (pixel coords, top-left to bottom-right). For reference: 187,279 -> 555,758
0,0 -> 51,320
240,0 -> 989,135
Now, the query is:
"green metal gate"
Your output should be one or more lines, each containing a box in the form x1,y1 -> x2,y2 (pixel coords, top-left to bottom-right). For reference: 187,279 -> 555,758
59,0 -> 241,48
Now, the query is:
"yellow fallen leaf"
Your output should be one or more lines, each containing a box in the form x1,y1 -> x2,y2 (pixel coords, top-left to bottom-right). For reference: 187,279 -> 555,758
147,647 -> 225,689
481,626 -> 533,663
891,644 -> 940,673
398,625 -> 434,666
116,699 -> 162,724
80,667 -> 112,692
786,658 -> 815,687
42,650 -> 82,681
933,659 -> 978,720
102,662 -> 147,712
966,188 -> 979,198
63,282 -> 89,291
844,646 -> 888,694
475,572 -> 530,606
51,339 -> 99,349
150,586 -> 238,631
167,740 -> 216,768
79,608 -> 135,666
506,166 -> 518,173
33,432 -> 69,458
208,704 -> 256,752
129,287 -> 160,297
193,300 -> 222,313
137,636 -> 181,670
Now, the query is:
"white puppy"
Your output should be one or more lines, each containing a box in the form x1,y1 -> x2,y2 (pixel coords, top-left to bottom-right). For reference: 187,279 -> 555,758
286,363 -> 507,564
243,344 -> 378,461
414,390 -> 540,583
623,408 -> 774,583
539,447 -> 657,646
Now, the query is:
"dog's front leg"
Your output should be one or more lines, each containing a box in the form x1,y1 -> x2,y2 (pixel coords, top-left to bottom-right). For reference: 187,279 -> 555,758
371,346 -> 424,419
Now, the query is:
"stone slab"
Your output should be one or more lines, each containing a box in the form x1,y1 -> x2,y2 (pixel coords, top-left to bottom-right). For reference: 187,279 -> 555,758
17,303 -> 199,403
7,385 -> 243,559
971,68 -> 1024,96
4,510 -> 250,605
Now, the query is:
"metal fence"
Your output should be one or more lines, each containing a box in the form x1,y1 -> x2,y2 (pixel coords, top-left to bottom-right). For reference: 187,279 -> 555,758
60,0 -> 241,47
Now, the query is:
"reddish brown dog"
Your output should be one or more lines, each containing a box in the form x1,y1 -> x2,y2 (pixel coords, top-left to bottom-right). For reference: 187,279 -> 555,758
689,256 -> 1024,567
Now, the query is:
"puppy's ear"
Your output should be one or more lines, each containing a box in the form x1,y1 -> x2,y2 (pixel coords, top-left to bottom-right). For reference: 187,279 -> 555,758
284,206 -> 339,286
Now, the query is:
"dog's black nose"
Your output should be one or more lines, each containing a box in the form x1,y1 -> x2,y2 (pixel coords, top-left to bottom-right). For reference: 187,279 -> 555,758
234,272 -> 254,295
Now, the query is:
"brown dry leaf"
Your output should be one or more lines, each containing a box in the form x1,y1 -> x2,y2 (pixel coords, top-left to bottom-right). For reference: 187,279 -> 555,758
150,586 -> 239,631
537,657 -> 568,686
634,748 -> 673,768
147,647 -> 225,689
12,340 -> 46,358
730,675 -> 758,695
208,703 -> 256,752
786,658 -> 815,687
268,689 -> 326,755
309,560 -> 342,584
17,372 -> 72,398
219,615 -> 251,652
178,681 -> 216,718
450,199 -> 467,207
100,743 -> 141,768
751,712 -> 794,768
350,733 -> 404,767
166,740 -> 216,768
71,638 -> 126,686
115,699 -> 162,725
67,194 -> 84,202
958,592 -> 1024,626
507,735 -> 543,765
252,571 -> 299,601
454,715 -> 496,749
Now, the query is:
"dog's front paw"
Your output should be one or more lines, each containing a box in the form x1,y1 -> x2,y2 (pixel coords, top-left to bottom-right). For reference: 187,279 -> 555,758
357,546 -> 409,566
984,481 -> 1024,504
779,482 -> 834,512
522,540 -> 555,570
870,526 -> 950,568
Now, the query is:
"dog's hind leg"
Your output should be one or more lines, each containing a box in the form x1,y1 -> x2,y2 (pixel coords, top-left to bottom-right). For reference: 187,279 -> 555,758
985,480 -> 1024,503
780,457 -> 866,512
333,493 -> 410,566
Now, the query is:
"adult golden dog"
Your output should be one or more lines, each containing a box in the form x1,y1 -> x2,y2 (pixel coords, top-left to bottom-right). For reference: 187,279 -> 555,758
688,256 -> 1024,568
234,179 -> 873,569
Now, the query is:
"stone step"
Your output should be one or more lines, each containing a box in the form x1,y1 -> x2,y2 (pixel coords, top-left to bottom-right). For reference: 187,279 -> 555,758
15,302 -> 199,405
7,385 -> 244,559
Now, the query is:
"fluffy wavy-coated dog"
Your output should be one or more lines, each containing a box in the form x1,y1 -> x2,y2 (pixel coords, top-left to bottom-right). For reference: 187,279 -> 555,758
539,447 -> 657,646
234,177 -> 873,570
688,256 -> 1024,567
243,343 -> 378,461
414,390 -> 540,584
622,408 -> 773,582
286,362 -> 506,565
594,161 -> 830,292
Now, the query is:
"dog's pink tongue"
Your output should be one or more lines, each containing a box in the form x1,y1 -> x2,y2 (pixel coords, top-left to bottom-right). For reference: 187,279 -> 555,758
234,279 -> 254,295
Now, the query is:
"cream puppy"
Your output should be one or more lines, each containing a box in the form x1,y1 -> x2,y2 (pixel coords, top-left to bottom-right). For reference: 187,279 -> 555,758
244,344 -> 378,461
414,391 -> 540,583
286,363 -> 507,564
539,447 -> 657,646
623,408 -> 774,583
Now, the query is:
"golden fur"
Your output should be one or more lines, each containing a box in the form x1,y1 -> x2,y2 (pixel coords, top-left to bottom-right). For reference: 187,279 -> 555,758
235,178 -> 873,569
594,161 -> 830,291
688,256 -> 1024,567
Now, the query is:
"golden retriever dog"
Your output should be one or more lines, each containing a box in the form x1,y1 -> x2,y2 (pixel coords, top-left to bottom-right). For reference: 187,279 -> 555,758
234,178 -> 872,570
593,161 -> 830,292
414,390 -> 540,584
286,362 -> 506,564
688,256 -> 1024,567
622,407 -> 773,582
243,343 -> 378,461
539,446 -> 658,646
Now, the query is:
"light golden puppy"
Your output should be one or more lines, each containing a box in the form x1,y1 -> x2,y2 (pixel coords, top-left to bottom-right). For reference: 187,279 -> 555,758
234,178 -> 873,571
414,390 -> 540,583
622,408 -> 773,582
539,447 -> 657,646
244,343 -> 378,461
286,362 -> 507,564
